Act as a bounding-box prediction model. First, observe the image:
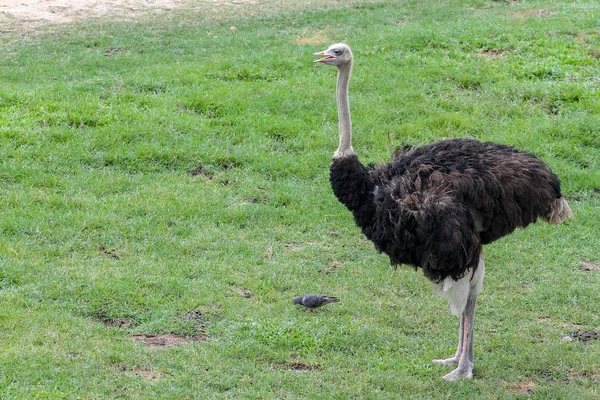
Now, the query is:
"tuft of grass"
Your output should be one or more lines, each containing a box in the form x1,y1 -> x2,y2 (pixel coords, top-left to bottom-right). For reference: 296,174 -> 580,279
1,0 -> 599,398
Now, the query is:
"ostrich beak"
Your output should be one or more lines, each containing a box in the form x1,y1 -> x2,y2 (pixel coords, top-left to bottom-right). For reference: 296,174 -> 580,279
313,50 -> 335,63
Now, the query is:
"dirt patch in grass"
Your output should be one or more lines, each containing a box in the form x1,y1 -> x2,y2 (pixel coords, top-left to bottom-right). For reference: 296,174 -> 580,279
187,163 -> 213,179
295,31 -> 328,45
104,47 -> 126,57
538,370 -> 569,383
570,330 -> 600,342
0,0 -> 257,24
274,361 -> 315,372
134,368 -> 163,382
566,370 -> 600,383
100,317 -> 134,328
234,287 -> 253,298
130,309 -> 214,346
508,369 -> 600,393
99,245 -> 120,259
182,310 -> 205,321
580,260 -> 599,272
507,379 -> 539,396
133,333 -> 207,348
476,49 -> 512,58
321,260 -> 343,274
116,365 -> 163,381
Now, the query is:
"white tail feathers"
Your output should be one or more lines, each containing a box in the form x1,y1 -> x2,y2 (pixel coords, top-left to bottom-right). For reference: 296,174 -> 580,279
542,197 -> 573,225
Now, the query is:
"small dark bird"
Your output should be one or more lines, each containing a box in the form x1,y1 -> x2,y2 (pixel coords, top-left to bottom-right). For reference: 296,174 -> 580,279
293,294 -> 340,310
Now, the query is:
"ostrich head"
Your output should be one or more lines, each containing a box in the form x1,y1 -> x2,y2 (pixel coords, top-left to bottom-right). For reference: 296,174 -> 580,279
313,43 -> 353,66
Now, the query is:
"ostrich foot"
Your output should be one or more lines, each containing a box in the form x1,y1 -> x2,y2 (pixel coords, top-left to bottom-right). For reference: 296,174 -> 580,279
441,363 -> 473,381
433,357 -> 459,366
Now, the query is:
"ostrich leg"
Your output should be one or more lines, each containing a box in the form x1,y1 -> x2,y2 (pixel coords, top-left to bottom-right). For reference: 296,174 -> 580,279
433,256 -> 485,381
433,312 -> 466,367
441,291 -> 477,381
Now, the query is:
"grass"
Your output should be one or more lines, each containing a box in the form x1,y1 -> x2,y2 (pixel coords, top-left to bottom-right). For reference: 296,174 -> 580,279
1,0 -> 600,398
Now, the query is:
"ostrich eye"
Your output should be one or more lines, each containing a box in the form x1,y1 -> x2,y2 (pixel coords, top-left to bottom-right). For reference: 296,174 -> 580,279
333,49 -> 342,55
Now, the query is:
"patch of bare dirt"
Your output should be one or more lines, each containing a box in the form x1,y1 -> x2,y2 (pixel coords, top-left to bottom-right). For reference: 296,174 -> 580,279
104,47 -> 126,57
99,317 -> 134,328
0,0 -> 176,24
234,287 -> 253,298
476,49 -> 513,58
507,379 -> 539,396
115,365 -> 163,381
274,361 -> 315,372
134,368 -> 163,381
133,333 -> 207,348
99,245 -> 120,259
187,163 -> 215,179
321,260 -> 343,274
538,370 -> 569,383
295,31 -> 328,45
570,330 -> 600,342
566,370 -> 600,383
182,310 -> 205,321
0,0 -> 259,24
580,260 -> 599,272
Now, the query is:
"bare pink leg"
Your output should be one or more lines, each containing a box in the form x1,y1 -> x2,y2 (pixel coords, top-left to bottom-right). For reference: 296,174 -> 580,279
441,293 -> 476,381
433,314 -> 464,366
434,256 -> 485,381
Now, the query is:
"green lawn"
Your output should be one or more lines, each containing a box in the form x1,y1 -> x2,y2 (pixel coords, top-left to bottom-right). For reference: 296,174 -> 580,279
1,0 -> 599,398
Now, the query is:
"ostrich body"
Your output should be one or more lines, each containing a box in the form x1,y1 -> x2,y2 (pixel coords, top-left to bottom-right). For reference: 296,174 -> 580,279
313,43 -> 572,381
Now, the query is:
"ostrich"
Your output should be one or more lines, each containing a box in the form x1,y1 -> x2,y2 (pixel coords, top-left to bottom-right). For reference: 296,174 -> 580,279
313,43 -> 572,381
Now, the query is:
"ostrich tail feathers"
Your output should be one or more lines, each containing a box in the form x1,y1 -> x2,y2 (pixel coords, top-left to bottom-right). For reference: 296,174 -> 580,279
542,197 -> 573,225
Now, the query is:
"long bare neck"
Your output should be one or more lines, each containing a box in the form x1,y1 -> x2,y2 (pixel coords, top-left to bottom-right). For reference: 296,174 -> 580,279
334,62 -> 354,158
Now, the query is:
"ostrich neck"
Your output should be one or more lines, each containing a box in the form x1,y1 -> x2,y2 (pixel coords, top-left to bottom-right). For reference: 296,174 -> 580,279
334,62 -> 354,158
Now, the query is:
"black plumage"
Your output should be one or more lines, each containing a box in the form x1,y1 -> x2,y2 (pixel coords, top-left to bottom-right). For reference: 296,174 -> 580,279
330,138 -> 564,282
